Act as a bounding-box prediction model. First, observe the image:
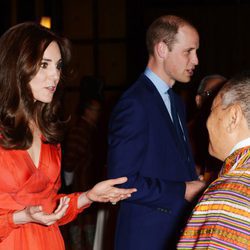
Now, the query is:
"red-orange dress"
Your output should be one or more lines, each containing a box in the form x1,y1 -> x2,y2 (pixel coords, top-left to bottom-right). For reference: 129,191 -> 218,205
0,140 -> 89,250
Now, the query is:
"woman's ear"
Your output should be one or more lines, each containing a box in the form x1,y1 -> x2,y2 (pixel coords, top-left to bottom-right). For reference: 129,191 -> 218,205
155,41 -> 168,59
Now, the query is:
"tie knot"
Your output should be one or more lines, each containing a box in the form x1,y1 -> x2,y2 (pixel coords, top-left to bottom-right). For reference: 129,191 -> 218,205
167,88 -> 174,100
167,87 -> 173,94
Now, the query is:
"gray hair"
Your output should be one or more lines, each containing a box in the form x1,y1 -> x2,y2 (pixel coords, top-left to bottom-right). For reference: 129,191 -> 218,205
220,71 -> 250,127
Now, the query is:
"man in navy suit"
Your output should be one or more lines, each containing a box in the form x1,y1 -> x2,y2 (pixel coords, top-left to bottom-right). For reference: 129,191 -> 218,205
108,15 -> 206,249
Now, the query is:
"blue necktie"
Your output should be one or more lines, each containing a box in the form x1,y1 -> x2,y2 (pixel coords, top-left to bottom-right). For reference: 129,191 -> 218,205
168,88 -> 189,160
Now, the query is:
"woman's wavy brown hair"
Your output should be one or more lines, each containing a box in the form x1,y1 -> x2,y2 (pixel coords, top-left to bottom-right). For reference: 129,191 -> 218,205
0,22 -> 71,149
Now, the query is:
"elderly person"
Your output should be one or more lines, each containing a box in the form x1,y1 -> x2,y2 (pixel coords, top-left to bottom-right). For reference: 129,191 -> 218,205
177,71 -> 250,249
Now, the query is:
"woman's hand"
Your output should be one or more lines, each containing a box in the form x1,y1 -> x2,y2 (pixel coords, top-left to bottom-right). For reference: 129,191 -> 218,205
13,196 -> 70,226
78,177 -> 137,208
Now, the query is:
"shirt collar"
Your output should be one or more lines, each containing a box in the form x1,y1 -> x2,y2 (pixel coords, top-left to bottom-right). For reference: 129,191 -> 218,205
144,67 -> 170,95
229,137 -> 250,155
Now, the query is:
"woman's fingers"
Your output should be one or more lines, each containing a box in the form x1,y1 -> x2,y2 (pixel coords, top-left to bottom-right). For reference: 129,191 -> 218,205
112,187 -> 137,196
54,196 -> 70,214
107,187 -> 136,204
88,177 -> 137,203
27,197 -> 70,226
104,176 -> 128,186
109,193 -> 132,205
52,197 -> 70,221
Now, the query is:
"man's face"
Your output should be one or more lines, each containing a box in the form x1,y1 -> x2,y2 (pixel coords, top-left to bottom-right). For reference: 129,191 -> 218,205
163,25 -> 199,85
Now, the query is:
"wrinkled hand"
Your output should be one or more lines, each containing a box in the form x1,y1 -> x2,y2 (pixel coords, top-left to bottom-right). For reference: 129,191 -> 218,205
86,177 -> 137,204
25,196 -> 70,226
185,175 -> 207,202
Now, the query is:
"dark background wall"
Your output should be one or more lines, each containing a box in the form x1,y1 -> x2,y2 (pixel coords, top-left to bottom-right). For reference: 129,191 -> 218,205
1,0 -> 250,118
1,1 -> 250,248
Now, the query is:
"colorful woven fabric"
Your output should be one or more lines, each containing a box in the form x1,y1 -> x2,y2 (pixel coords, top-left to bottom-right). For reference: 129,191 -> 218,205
177,146 -> 250,250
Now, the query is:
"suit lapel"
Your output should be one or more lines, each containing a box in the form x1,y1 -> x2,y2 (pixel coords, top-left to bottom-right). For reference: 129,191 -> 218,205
143,76 -> 184,148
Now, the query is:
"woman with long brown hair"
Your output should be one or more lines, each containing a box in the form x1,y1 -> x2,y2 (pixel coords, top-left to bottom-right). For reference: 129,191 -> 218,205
0,22 -> 136,250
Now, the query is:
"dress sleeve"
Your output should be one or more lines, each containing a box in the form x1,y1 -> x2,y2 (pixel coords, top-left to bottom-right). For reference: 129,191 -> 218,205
56,192 -> 91,226
0,209 -> 20,242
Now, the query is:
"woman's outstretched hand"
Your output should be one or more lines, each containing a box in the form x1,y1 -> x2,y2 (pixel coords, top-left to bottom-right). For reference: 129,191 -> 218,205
78,177 -> 137,208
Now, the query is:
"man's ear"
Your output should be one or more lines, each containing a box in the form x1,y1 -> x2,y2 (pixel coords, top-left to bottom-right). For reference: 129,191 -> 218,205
226,104 -> 243,133
155,41 -> 168,59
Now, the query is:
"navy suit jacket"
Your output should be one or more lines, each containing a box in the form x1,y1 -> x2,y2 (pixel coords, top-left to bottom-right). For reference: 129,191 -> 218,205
108,74 -> 197,250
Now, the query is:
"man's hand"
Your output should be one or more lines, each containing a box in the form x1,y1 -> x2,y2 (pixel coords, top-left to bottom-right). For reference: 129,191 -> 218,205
185,176 -> 207,202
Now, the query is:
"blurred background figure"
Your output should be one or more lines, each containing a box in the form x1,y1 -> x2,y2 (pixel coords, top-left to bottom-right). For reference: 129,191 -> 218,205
62,76 -> 105,250
195,74 -> 227,109
188,74 -> 227,183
